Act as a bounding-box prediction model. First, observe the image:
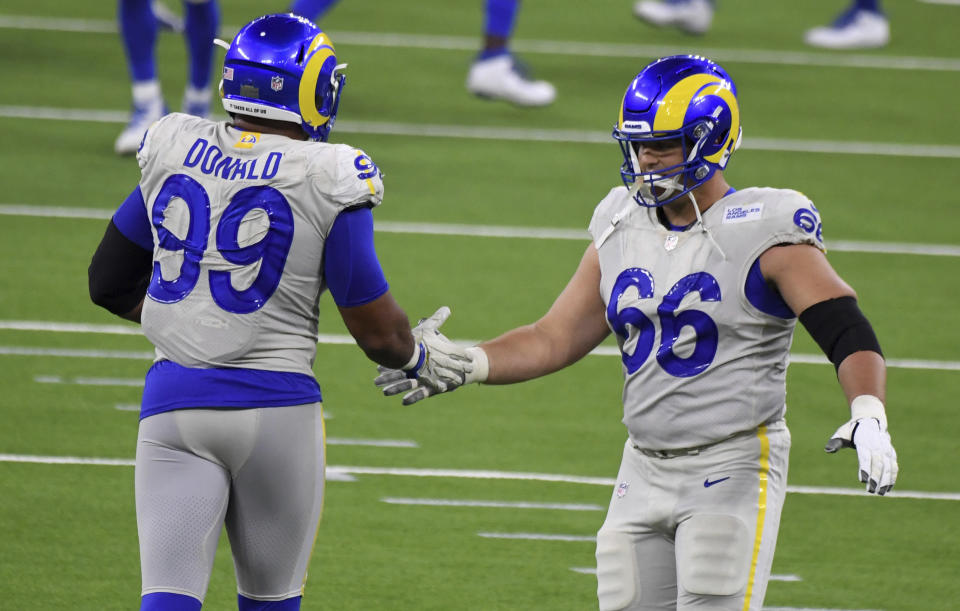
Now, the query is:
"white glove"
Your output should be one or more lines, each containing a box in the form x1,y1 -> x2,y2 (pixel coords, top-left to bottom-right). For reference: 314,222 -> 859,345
374,307 -> 489,406
824,395 -> 899,495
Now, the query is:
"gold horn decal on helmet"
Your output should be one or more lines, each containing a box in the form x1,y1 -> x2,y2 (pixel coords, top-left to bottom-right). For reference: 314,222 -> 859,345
702,84 -> 739,165
298,35 -> 337,128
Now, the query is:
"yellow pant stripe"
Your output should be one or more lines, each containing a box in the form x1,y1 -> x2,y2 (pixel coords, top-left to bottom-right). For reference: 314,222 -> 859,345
742,425 -> 770,611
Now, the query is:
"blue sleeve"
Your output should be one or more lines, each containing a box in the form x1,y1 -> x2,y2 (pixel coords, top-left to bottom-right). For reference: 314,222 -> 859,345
112,186 -> 154,251
324,207 -> 390,307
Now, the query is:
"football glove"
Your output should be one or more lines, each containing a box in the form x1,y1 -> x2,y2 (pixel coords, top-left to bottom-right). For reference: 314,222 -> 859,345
824,395 -> 899,495
374,307 -> 488,406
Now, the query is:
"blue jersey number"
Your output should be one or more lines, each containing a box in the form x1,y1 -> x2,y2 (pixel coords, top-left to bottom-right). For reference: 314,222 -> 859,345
607,268 -> 721,378
147,175 -> 294,313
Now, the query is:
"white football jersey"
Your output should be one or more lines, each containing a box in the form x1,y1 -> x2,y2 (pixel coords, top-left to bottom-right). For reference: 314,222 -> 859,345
136,113 -> 384,376
588,186 -> 825,450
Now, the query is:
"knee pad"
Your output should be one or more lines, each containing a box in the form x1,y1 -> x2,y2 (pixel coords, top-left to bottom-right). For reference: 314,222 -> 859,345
595,530 -> 638,611
676,514 -> 751,597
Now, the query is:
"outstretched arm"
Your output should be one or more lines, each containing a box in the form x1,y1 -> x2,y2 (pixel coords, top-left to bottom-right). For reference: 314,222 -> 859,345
479,243 -> 611,384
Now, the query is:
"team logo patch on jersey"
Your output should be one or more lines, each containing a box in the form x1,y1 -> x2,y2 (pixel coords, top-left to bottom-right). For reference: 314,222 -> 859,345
271,75 -> 284,92
722,202 -> 764,224
616,481 -> 630,498
234,132 -> 259,149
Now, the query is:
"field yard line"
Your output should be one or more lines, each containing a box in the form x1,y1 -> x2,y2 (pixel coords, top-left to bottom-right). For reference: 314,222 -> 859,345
4,338 -> 959,372
0,346 -> 154,359
3,204 -> 960,257
2,454 -> 957,501
571,567 -> 802,582
1,14 -> 958,73
328,438 -> 418,448
3,105 -> 960,160
478,532 -> 596,542
34,374 -> 143,387
381,497 -> 604,511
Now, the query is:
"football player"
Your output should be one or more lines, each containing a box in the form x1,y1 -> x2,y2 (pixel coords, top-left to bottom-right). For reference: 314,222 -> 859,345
115,0 -> 219,155
289,0 -> 555,107
632,0 -> 889,50
90,14 -> 463,611
376,55 -> 898,610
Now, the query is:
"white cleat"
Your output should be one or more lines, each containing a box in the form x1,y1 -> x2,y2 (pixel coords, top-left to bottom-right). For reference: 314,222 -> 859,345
804,9 -> 889,49
114,99 -> 166,155
466,54 -> 556,107
633,0 -> 713,35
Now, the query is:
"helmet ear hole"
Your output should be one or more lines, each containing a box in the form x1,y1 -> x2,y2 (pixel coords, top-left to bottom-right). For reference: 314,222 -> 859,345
296,44 -> 306,65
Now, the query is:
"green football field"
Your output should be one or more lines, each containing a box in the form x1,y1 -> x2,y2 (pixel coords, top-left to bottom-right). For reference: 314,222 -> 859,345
1,1 -> 958,609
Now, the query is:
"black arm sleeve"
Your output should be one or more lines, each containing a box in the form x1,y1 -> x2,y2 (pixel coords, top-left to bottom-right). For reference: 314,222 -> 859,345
798,296 -> 883,372
88,221 -> 153,316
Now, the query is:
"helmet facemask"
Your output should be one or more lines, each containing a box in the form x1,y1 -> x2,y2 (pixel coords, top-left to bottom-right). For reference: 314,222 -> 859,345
614,122 -> 717,208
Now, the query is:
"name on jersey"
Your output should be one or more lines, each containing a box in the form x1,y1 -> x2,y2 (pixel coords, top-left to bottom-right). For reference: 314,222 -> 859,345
722,202 -> 764,224
182,137 -> 282,181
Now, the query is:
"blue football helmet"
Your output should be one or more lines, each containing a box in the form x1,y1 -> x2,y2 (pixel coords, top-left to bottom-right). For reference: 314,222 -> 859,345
220,13 -> 345,142
612,55 -> 742,207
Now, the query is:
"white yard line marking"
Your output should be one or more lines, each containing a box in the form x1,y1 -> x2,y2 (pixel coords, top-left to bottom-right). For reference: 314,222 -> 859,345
570,567 -> 800,581
763,608 -> 882,611
34,374 -> 143,387
328,438 -> 418,448
0,14 -> 957,73
478,532 -> 596,542
0,346 -> 154,359
3,204 -> 960,258
4,341 -> 959,372
2,105 -> 959,160
382,497 -> 604,511
2,455 -> 957,501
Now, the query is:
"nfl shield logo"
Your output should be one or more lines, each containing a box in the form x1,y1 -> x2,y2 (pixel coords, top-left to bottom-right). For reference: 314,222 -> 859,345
271,75 -> 284,92
616,482 -> 629,498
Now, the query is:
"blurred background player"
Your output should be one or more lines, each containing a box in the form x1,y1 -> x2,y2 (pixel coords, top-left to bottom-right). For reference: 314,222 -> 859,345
90,13 -> 460,610
804,0 -> 890,49
375,55 -> 898,610
114,0 -> 219,155
632,0 -> 890,49
465,0 -> 555,107
293,0 -> 555,107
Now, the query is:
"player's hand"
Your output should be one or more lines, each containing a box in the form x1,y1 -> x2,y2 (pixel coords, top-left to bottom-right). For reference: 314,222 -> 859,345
824,395 -> 899,495
374,307 -> 487,406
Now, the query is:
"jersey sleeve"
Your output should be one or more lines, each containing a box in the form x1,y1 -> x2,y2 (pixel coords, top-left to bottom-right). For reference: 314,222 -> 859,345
321,145 -> 385,209
755,189 -> 827,254
323,207 -> 389,307
588,186 -> 631,247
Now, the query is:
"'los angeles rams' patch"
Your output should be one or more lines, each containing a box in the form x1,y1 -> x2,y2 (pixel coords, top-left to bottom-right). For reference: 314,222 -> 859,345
722,202 -> 764,224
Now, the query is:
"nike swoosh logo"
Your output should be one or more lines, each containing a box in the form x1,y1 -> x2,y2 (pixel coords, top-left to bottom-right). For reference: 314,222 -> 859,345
704,476 -> 731,488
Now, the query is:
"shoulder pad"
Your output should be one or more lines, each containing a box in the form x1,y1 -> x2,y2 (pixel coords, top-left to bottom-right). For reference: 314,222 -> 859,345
322,145 -> 384,209
136,113 -> 192,171
728,188 -> 826,252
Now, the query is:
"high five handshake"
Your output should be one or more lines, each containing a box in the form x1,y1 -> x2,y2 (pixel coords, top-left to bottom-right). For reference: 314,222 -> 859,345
374,307 -> 488,405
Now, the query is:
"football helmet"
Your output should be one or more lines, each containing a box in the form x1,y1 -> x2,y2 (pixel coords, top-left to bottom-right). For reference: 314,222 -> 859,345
220,13 -> 345,142
613,55 -> 742,207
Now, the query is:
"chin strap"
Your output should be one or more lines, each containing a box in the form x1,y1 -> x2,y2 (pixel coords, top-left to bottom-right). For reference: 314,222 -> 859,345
689,191 -> 727,260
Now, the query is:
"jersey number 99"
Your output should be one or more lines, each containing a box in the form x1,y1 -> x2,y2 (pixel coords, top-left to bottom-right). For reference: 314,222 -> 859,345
147,174 -> 294,314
